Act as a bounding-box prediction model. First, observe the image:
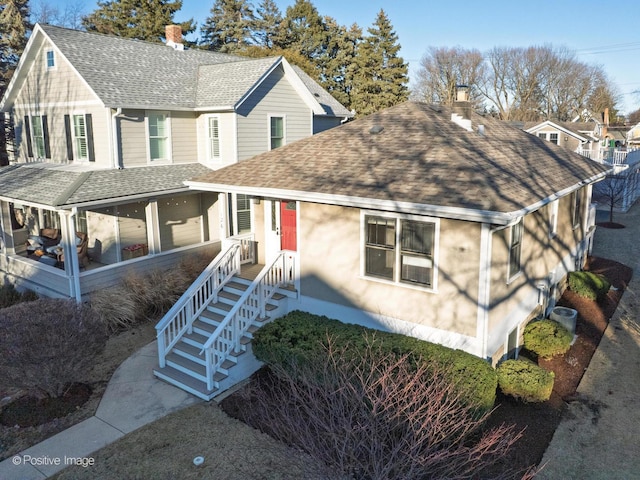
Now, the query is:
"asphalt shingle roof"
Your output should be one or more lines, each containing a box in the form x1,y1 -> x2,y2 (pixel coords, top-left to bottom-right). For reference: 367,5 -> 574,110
39,24 -> 351,116
191,102 -> 609,216
0,163 -> 211,207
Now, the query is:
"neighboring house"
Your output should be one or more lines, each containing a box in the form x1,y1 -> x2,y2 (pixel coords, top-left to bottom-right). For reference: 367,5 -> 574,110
524,120 -> 596,152
153,99 -> 608,400
0,24 -> 352,300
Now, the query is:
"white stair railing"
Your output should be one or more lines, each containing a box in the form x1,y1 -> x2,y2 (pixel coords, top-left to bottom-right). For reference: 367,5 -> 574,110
156,244 -> 241,368
200,251 -> 297,391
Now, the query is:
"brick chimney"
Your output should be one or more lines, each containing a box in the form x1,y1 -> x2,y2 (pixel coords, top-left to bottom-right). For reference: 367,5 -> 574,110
165,25 -> 184,50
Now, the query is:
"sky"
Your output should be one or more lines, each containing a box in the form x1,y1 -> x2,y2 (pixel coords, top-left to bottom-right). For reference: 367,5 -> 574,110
57,0 -> 640,114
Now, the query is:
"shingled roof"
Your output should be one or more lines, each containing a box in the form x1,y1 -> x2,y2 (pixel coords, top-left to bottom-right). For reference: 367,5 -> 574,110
2,24 -> 351,117
0,163 -> 211,208
189,102 -> 609,224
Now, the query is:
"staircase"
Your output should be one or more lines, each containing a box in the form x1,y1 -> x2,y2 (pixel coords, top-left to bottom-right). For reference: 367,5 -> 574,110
154,245 -> 297,400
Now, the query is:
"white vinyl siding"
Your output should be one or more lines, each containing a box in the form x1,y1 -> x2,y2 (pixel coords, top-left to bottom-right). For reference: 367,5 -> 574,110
158,195 -> 203,250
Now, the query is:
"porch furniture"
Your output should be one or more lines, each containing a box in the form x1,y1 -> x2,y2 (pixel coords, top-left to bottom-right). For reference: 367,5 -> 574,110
26,228 -> 60,253
60,232 -> 90,268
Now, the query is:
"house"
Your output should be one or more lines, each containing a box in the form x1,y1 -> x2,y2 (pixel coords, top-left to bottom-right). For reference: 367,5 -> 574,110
153,97 -> 608,400
0,24 -> 352,300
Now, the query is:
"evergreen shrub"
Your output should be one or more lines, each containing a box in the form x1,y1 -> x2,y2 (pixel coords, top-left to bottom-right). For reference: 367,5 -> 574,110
523,319 -> 572,359
497,359 -> 554,403
253,311 -> 497,413
568,271 -> 611,301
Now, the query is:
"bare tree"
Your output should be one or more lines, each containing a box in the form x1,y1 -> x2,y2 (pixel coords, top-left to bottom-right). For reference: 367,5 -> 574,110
412,46 -> 485,108
240,338 -> 536,480
592,168 -> 639,223
31,0 -> 85,29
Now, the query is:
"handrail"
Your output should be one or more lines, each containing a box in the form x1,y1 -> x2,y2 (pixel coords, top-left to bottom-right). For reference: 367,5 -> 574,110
201,251 -> 297,391
156,244 -> 241,368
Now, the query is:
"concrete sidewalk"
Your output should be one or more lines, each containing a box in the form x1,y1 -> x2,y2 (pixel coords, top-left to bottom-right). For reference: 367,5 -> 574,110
0,342 -> 201,480
538,203 -> 640,479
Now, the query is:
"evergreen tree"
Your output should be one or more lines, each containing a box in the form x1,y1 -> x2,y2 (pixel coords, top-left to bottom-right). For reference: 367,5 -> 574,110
351,10 -> 408,117
201,0 -> 255,53
82,0 -> 195,43
253,0 -> 281,48
274,0 -> 326,61
0,0 -> 31,166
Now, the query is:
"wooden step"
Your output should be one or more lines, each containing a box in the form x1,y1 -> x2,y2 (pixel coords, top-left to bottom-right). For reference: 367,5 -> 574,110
173,341 -> 206,365
154,365 -> 217,401
166,352 -> 207,381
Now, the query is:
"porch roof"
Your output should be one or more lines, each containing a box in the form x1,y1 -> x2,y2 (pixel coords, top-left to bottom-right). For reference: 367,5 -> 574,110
189,101 -> 609,225
0,163 -> 211,209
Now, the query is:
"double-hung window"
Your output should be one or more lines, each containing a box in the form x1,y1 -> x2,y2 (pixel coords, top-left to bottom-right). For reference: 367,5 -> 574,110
548,200 -> 559,238
208,116 -> 220,161
236,194 -> 251,234
508,217 -> 524,281
148,113 -> 170,162
571,191 -> 582,229
364,214 -> 437,288
270,116 -> 284,150
73,114 -> 89,160
31,115 -> 47,158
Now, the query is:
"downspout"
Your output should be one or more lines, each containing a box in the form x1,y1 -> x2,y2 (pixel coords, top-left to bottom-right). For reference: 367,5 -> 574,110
111,108 -> 122,169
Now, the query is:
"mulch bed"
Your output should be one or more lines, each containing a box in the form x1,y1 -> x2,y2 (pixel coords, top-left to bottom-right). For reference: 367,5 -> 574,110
484,256 -> 632,475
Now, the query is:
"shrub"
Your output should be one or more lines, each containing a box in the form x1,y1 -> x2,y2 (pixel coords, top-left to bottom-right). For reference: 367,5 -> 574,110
568,271 -> 611,301
253,311 -> 497,413
0,283 -> 37,309
523,319 -> 572,359
497,359 -> 555,403
0,298 -> 107,398
241,340 -> 532,480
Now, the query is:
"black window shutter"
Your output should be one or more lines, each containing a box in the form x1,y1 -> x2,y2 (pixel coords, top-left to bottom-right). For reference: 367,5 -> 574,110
64,115 -> 74,161
85,114 -> 95,162
24,116 -> 33,157
42,115 -> 51,158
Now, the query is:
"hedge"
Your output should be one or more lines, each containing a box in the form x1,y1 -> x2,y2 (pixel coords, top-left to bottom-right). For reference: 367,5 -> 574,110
497,359 -> 554,403
253,311 -> 497,413
523,319 -> 572,359
568,271 -> 611,301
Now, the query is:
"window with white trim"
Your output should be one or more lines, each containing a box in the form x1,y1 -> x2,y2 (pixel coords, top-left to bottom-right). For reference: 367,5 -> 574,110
548,200 -> 558,238
508,217 -> 523,281
208,116 -> 220,160
364,214 -> 436,288
270,116 -> 284,150
73,114 -> 89,160
148,113 -> 170,162
31,115 -> 46,158
46,50 -> 55,69
236,194 -> 251,234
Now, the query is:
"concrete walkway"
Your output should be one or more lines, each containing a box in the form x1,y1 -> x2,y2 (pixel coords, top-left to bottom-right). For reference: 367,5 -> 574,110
0,342 -> 201,480
538,204 -> 640,479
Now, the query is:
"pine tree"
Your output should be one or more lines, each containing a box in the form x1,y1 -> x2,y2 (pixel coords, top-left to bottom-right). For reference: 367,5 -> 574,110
82,0 -> 195,43
201,0 -> 255,53
0,0 -> 31,166
253,0 -> 281,48
351,10 -> 408,117
274,0 -> 326,61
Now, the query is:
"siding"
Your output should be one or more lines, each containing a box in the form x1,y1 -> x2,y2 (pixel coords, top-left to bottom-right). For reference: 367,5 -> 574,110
170,111 -> 198,164
88,207 -> 120,264
0,255 -> 71,298
236,65 -> 311,161
118,109 -> 147,167
158,194 -> 203,250
196,112 -> 237,167
298,203 -> 481,336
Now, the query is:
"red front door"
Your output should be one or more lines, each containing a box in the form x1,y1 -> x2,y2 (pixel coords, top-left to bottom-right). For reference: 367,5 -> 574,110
280,200 -> 297,251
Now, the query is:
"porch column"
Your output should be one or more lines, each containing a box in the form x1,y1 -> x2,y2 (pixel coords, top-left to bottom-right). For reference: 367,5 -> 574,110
60,210 -> 82,302
218,193 -> 229,243
145,198 -> 161,254
0,201 -> 15,254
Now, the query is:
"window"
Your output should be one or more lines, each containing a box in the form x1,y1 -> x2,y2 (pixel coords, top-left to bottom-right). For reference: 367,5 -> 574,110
270,116 -> 284,149
548,200 -> 558,238
549,133 -> 558,145
236,194 -> 251,234
208,116 -> 220,160
30,115 -> 46,158
76,211 -> 88,234
508,217 -> 523,281
571,191 -> 582,229
148,113 -> 170,161
73,114 -> 88,160
42,210 -> 60,229
364,215 -> 436,288
46,50 -> 55,69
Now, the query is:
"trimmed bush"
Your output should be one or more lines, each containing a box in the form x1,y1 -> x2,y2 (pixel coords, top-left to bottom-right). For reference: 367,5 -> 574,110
497,359 -> 555,403
568,271 -> 611,301
253,311 -> 497,413
0,283 -> 37,309
0,298 -> 107,398
523,319 -> 572,359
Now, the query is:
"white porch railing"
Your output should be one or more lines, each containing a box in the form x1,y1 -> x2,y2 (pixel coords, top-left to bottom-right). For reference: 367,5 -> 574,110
156,244 -> 241,368
200,250 -> 297,391
222,233 -> 255,265
576,146 -> 636,165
